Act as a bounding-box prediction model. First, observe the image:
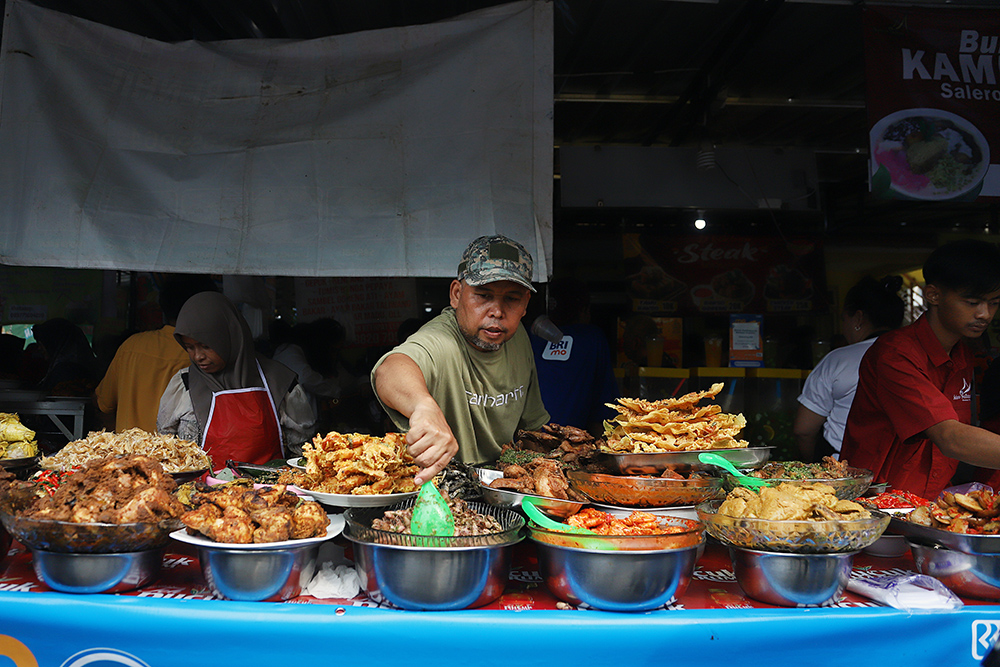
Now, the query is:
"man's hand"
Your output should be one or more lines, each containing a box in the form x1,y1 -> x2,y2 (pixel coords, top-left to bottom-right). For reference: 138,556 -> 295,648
405,397 -> 459,485
372,354 -> 458,485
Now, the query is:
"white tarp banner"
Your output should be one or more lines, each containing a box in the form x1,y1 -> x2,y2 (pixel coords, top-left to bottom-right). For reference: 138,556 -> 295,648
0,0 -> 552,279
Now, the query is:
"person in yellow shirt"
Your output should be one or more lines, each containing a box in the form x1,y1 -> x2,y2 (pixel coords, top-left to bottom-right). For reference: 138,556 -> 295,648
95,275 -> 217,433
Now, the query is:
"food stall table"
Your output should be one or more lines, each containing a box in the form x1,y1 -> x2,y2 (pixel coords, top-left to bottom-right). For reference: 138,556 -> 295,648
0,394 -> 87,441
1,537 -> 998,666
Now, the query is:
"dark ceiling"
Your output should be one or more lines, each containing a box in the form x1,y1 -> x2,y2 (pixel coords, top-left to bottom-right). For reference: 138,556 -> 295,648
8,0 -> 1000,242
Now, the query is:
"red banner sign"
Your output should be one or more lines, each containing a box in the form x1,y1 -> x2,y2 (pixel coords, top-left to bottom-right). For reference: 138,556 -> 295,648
864,7 -> 1000,201
624,233 -> 826,315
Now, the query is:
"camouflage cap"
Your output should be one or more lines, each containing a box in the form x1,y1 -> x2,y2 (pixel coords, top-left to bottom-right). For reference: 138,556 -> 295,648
457,235 -> 536,292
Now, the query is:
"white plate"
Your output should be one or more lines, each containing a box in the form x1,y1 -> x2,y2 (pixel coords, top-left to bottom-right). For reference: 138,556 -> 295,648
169,513 -> 344,550
288,485 -> 418,508
592,502 -> 699,521
287,457 -> 306,470
869,107 -> 990,201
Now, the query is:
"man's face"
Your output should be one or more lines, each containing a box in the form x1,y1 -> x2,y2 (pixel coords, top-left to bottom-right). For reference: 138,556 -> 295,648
449,279 -> 530,351
927,285 -> 1000,340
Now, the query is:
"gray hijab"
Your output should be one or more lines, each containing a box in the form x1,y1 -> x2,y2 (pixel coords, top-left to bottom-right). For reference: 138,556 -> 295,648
174,291 -> 296,430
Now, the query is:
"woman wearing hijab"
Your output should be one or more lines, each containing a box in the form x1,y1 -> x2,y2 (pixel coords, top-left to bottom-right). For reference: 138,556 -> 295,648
156,291 -> 315,467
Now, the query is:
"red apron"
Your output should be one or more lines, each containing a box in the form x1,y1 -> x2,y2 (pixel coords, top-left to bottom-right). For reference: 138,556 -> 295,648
202,362 -> 283,467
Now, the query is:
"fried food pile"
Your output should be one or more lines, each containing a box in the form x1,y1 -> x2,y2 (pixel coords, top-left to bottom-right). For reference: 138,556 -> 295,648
602,383 -> 748,453
179,479 -> 330,543
0,413 -> 38,460
0,467 -> 15,495
719,483 -> 871,522
750,456 -> 854,480
489,457 -> 587,502
511,423 -> 604,468
566,508 -> 689,536
280,431 -> 418,495
905,488 -> 1000,535
21,455 -> 184,524
41,428 -> 211,474
373,493 -> 502,536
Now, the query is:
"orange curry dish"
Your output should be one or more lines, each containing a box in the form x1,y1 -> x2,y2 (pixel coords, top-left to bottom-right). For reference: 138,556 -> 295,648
566,507 -> 690,536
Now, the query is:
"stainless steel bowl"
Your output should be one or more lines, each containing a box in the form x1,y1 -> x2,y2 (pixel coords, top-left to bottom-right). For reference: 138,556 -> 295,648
476,469 -> 587,519
31,547 -> 164,594
196,542 -> 320,601
729,546 -> 857,607
567,469 -> 723,508
527,514 -> 704,551
890,514 -> 1000,555
479,484 -> 587,519
532,537 -> 703,611
909,540 -> 1000,601
344,501 -> 524,610
601,447 -> 773,475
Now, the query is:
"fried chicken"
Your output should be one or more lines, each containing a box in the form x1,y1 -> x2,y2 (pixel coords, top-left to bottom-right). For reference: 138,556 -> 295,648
24,454 -> 184,524
179,480 -> 329,543
487,456 -> 586,502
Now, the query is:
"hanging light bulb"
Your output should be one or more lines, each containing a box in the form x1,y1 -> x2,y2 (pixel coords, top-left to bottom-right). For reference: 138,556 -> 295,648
694,209 -> 707,230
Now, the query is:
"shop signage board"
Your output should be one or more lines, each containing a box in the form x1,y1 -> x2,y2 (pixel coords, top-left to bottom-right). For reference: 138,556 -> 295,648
623,233 -> 826,316
863,6 -> 1000,202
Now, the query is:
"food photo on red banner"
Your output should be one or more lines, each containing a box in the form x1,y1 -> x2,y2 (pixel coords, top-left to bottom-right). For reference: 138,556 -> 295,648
863,5 -> 1000,202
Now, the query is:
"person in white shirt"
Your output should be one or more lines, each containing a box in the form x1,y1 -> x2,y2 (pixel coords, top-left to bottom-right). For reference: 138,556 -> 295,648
793,275 -> 905,461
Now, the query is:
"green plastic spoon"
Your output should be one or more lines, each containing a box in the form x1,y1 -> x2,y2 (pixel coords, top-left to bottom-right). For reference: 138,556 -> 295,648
521,498 -> 618,551
521,497 -> 595,534
698,452 -> 771,490
410,481 -> 455,536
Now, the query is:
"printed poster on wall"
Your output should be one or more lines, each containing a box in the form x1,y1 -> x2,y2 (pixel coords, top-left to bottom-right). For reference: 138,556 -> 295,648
863,7 -> 1000,201
623,234 -> 826,316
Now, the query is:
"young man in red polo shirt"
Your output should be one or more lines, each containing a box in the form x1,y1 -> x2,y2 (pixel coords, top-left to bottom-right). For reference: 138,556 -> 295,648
841,239 -> 1000,500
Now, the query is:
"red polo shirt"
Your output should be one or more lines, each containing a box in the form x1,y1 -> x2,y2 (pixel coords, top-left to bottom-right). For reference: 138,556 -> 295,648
840,314 -> 973,499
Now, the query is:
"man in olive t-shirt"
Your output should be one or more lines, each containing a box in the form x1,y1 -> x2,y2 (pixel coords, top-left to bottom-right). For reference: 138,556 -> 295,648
372,235 -> 550,484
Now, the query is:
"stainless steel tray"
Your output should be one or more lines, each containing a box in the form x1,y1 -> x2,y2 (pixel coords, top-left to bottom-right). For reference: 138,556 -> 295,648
601,447 -> 774,475
888,515 -> 1000,555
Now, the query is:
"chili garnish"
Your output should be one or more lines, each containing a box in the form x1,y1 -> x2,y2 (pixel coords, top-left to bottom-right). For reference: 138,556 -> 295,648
866,490 -> 932,509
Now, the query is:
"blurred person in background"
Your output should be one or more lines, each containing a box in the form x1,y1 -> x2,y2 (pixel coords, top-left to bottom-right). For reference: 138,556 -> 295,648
793,275 -> 905,462
95,274 -> 218,433
529,277 -> 618,434
157,291 -> 314,466
32,318 -> 98,397
271,317 -> 366,435
0,333 -> 24,383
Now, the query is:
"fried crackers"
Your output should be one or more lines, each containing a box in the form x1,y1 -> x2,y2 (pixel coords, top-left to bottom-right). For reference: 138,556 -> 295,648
602,383 -> 748,453
290,432 -> 419,495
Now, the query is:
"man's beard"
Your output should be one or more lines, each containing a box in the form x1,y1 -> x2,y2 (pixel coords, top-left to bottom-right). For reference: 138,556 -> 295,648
462,328 -> 503,352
